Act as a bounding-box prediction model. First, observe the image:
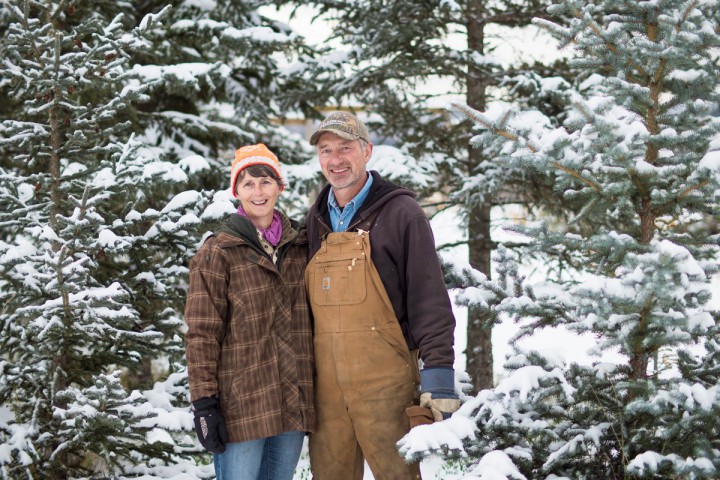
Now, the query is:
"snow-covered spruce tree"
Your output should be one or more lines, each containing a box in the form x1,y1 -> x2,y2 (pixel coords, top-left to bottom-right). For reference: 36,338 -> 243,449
124,0 -> 319,201
400,1 -> 720,478
0,3 -> 217,478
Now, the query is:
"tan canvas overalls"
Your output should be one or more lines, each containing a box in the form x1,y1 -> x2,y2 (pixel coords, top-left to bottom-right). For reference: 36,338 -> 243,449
306,227 -> 421,480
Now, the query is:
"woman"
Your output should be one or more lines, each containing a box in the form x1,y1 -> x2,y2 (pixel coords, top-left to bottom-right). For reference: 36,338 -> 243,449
184,143 -> 315,480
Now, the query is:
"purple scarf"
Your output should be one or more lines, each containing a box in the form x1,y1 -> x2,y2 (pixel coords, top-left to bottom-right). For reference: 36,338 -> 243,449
237,206 -> 283,246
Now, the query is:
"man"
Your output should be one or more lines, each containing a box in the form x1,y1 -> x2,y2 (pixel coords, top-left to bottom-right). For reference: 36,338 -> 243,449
305,111 -> 461,479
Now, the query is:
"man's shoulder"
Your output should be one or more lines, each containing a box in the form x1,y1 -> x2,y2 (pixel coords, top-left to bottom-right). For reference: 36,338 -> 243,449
365,172 -> 422,215
378,191 -> 425,219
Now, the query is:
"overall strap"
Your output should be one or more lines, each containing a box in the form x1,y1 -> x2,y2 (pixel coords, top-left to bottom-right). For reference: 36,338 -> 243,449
353,207 -> 381,233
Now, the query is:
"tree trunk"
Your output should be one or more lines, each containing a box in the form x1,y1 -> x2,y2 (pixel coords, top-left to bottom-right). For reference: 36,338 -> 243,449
467,204 -> 493,391
465,0 -> 494,392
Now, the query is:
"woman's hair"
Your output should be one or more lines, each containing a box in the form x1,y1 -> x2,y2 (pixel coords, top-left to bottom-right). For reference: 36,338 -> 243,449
237,164 -> 284,188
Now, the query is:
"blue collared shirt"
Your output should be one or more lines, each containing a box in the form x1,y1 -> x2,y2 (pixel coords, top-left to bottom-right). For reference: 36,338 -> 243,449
328,173 -> 374,232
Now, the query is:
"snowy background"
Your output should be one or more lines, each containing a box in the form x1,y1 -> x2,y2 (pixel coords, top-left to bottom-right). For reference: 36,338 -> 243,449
2,1 -> 719,478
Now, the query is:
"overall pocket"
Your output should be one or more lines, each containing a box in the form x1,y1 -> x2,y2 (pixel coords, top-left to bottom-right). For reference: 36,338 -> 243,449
311,255 -> 367,305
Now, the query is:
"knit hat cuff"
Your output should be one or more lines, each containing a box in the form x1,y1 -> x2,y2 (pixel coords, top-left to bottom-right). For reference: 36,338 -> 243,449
230,144 -> 284,197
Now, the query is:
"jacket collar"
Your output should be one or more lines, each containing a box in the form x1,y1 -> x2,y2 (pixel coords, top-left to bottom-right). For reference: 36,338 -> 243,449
215,212 -> 300,250
313,170 -> 415,232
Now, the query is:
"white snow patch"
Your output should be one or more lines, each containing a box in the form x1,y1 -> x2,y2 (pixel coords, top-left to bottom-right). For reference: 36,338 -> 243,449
162,191 -> 200,214
179,155 -> 211,173
465,450 -> 527,480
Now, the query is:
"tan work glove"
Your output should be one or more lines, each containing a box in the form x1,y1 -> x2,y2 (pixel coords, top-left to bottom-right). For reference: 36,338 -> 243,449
419,391 -> 461,422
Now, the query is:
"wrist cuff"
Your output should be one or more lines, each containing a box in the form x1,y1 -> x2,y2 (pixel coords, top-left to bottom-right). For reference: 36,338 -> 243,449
420,367 -> 455,393
192,396 -> 219,411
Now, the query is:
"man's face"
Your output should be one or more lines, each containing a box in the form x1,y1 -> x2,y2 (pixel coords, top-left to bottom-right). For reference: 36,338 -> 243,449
316,132 -> 372,193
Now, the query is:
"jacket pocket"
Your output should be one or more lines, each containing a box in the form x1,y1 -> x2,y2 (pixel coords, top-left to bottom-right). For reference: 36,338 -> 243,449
226,343 -> 283,423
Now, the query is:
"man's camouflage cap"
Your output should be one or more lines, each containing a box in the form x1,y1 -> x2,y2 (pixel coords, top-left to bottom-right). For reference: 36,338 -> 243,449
309,111 -> 371,146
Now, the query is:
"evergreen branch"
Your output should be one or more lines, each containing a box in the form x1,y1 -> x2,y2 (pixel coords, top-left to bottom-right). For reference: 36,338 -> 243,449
497,110 -> 513,130
451,102 -> 539,152
565,2 -> 649,79
452,102 -> 602,193
676,180 -> 710,201
587,383 -> 619,447
49,0 -> 70,21
679,2 -> 700,31
568,4 -> 614,53
438,239 -> 537,253
657,180 -> 710,212
437,240 -> 468,251
532,17 -> 576,50
17,0 -> 46,70
498,129 -> 534,149
568,197 -> 598,224
481,4 -> 555,28
641,2 -> 698,90
657,180 -> 712,213
652,58 -> 667,86
451,102 -> 496,131
549,161 -> 602,193
497,241 -> 531,249
572,101 -> 593,123
423,200 -> 455,211
441,238 -> 539,255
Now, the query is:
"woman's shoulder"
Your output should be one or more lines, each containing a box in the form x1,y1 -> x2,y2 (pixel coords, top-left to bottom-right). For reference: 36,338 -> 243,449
278,212 -> 308,246
293,225 -> 308,245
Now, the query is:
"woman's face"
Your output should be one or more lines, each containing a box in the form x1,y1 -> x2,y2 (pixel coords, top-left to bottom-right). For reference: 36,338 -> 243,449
235,173 -> 282,229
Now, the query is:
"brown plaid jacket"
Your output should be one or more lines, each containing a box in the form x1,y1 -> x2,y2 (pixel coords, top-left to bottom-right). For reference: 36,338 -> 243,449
184,213 -> 315,442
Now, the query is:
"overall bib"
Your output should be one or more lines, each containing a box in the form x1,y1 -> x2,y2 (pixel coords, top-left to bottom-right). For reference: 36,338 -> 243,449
306,229 -> 421,480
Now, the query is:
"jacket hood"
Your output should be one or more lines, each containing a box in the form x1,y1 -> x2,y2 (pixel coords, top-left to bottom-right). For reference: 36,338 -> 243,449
215,212 -> 302,249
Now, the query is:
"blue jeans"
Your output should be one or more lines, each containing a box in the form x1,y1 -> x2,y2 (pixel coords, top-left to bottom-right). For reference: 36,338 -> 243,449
214,430 -> 305,480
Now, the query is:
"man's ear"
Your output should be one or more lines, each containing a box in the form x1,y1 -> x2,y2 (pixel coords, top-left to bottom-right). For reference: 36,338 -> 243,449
364,143 -> 373,162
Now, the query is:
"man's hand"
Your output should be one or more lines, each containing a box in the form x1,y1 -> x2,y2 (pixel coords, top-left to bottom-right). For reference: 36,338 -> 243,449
192,396 -> 229,453
419,391 -> 461,421
419,367 -> 461,421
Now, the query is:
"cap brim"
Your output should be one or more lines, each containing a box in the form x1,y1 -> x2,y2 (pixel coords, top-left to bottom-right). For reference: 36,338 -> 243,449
309,128 -> 359,146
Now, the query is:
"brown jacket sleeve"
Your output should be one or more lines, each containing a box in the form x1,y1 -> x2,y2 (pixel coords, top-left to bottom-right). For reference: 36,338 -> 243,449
400,212 -> 456,368
184,237 -> 228,402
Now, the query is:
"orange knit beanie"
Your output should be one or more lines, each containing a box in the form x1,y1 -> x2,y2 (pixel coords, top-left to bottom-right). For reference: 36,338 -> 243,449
230,143 -> 284,197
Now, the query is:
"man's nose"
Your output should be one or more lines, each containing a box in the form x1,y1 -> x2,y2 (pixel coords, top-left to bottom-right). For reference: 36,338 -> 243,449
328,152 -> 345,164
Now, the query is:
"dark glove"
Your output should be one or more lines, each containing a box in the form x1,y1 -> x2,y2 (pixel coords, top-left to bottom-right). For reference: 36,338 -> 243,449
420,367 -> 461,421
192,396 -> 229,453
